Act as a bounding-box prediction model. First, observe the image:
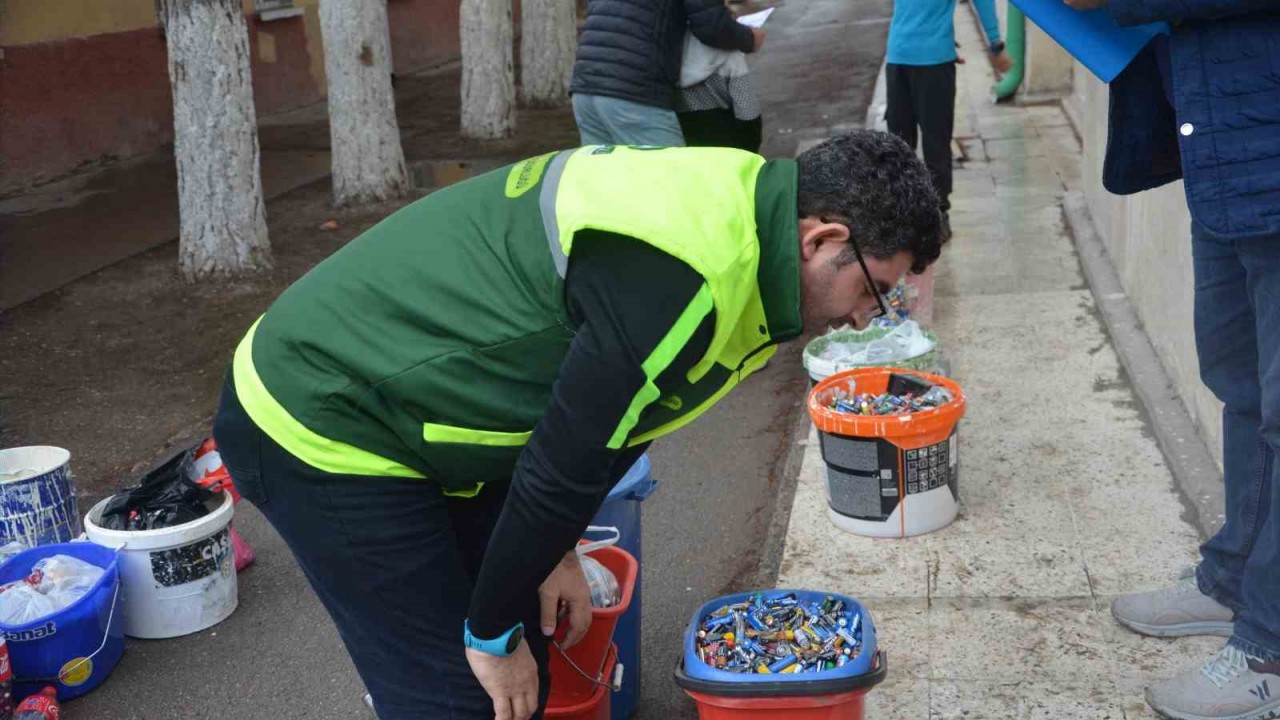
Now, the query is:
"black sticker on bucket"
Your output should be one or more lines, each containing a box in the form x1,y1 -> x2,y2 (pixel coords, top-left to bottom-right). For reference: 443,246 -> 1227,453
150,528 -> 231,588
822,430 -> 959,522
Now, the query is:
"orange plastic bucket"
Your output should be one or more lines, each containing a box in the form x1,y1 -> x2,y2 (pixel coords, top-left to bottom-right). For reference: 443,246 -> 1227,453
547,546 -> 636,706
807,368 -> 966,538
546,645 -> 617,720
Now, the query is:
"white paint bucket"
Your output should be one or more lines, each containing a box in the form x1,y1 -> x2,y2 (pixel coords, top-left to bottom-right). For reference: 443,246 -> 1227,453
0,446 -> 82,547
83,492 -> 237,639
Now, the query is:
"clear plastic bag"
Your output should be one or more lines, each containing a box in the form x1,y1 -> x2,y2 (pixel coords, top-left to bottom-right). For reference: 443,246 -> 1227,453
0,554 -> 104,625
580,555 -> 620,609
28,555 -> 103,601
0,583 -> 57,625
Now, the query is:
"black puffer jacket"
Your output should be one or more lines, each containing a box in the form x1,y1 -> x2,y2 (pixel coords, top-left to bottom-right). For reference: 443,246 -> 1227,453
571,0 -> 756,111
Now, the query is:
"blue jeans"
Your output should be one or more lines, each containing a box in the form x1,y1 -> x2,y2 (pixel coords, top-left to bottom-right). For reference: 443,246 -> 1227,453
1193,221 -> 1280,664
572,93 -> 685,147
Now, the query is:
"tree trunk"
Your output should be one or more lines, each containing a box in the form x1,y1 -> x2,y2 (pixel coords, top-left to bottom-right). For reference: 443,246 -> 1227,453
162,0 -> 271,282
319,0 -> 410,206
520,0 -> 576,107
461,0 -> 516,138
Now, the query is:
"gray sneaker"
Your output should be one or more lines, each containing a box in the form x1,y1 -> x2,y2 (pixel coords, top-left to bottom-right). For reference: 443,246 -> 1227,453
1113,576 -> 1234,638
1147,645 -> 1280,720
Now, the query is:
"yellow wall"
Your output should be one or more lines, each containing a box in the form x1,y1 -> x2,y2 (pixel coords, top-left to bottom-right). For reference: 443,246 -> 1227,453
0,0 -> 158,45
0,0 -> 322,46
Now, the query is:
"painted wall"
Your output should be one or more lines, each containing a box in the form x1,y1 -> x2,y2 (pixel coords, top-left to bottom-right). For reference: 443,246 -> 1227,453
0,0 -> 463,193
1068,62 -> 1224,469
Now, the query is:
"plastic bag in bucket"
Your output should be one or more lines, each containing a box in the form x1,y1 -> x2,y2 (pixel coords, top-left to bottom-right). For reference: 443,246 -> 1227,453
0,542 -> 124,701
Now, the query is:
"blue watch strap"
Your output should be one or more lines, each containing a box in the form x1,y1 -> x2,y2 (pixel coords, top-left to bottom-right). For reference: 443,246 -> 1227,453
464,619 -> 524,657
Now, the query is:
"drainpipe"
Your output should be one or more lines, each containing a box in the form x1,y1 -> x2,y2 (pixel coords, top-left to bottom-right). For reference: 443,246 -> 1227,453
993,4 -> 1026,101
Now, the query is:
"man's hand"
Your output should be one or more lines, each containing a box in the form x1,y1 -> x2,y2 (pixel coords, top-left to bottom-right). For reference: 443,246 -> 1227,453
466,642 -> 539,720
752,28 -> 767,52
993,50 -> 1014,74
539,551 -> 593,648
1064,0 -> 1107,9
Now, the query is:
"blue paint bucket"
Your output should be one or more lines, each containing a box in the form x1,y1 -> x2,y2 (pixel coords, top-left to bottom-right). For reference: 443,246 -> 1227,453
0,448 -> 82,548
0,542 -> 125,701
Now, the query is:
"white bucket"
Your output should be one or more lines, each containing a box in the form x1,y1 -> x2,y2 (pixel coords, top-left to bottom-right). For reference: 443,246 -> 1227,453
83,492 -> 238,639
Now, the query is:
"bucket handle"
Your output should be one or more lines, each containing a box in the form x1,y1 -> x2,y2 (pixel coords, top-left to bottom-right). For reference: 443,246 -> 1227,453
576,526 -> 620,556
551,641 -> 622,692
14,579 -> 121,686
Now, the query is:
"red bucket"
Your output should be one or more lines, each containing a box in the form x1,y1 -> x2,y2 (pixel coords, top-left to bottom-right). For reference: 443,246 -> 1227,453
547,545 -> 637,706
675,651 -> 887,720
545,645 -> 617,720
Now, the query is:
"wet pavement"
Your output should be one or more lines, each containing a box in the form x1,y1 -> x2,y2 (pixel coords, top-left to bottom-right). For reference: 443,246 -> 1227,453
777,9 -> 1219,718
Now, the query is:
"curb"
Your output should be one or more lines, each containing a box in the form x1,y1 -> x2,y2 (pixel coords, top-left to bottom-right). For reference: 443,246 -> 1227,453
1061,190 -> 1224,538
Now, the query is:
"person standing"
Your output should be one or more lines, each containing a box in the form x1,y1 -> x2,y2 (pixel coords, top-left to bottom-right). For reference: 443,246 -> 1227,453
884,0 -> 1011,237
1062,0 -> 1280,718
570,0 -> 765,147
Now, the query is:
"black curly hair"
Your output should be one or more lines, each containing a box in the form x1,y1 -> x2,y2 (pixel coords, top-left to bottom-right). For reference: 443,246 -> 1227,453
796,130 -> 943,274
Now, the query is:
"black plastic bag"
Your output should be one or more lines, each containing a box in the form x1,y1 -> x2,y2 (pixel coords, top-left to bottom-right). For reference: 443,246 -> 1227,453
98,448 -> 215,531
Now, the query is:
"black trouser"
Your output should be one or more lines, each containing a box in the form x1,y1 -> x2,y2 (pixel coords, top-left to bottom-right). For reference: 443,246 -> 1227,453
213,378 -> 644,719
677,109 -> 763,153
885,62 -> 956,212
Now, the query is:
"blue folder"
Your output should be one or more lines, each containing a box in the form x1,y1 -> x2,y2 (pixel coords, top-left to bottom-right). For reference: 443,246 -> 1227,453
1011,0 -> 1169,82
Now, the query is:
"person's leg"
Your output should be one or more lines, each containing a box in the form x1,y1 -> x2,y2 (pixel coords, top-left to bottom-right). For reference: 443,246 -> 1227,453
1230,229 -> 1280,664
742,115 -> 763,154
1193,222 -> 1267,619
572,94 -> 613,146
677,109 -> 745,149
590,95 -> 685,147
911,62 -> 957,213
883,63 -> 918,152
212,382 -> 500,720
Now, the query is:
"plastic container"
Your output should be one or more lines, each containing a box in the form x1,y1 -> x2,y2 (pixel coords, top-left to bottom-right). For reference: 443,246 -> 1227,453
0,448 -> 82,548
803,325 -> 941,386
0,542 -> 125,702
590,455 -> 656,720
808,368 -> 966,538
674,589 -> 886,720
546,645 -> 618,720
548,545 -> 636,707
83,491 -> 237,638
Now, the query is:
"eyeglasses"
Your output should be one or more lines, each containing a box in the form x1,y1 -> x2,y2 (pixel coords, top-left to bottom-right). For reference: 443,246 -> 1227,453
818,217 -> 891,322
850,237 -> 890,321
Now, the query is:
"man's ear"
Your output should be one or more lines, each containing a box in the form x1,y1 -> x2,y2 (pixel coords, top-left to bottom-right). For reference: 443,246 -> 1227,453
798,217 -> 851,261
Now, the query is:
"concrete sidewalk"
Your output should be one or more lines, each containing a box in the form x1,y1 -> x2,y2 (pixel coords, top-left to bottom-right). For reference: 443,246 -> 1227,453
778,10 -> 1220,719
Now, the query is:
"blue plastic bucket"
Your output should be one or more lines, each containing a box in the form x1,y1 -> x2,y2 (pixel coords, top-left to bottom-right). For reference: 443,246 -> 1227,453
680,590 -> 879,685
0,448 -> 82,548
590,455 -> 657,720
0,542 -> 125,701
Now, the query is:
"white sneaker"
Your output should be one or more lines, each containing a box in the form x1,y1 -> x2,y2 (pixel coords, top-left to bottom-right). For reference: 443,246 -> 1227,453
1113,576 -> 1235,638
1147,644 -> 1280,720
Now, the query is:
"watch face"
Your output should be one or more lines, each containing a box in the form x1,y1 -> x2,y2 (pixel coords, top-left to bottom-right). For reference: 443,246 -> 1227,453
505,625 -> 525,654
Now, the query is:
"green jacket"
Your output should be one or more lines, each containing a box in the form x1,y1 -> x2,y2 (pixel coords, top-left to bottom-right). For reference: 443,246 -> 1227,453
232,145 -> 802,495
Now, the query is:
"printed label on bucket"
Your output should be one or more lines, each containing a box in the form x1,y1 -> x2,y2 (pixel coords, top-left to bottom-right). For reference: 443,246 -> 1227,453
150,528 -> 232,588
822,430 -> 958,521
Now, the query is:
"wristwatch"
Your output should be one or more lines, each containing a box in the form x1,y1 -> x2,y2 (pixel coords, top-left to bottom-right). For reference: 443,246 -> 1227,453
464,619 -> 525,657
990,40 -> 1006,55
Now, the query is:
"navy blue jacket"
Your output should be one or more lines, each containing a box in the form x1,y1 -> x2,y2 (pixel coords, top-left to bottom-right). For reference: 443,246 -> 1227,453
1104,0 -> 1280,238
571,0 -> 756,111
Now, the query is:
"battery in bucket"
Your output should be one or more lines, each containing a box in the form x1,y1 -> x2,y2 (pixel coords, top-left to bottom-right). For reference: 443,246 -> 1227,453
808,369 -> 966,538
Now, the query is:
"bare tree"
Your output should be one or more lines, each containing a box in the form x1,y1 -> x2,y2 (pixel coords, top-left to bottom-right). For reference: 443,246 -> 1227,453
319,0 -> 410,206
520,0 -> 576,107
461,0 -> 516,138
162,0 -> 271,281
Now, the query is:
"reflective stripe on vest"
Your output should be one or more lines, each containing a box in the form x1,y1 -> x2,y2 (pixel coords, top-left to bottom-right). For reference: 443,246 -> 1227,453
232,318 -> 427,479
